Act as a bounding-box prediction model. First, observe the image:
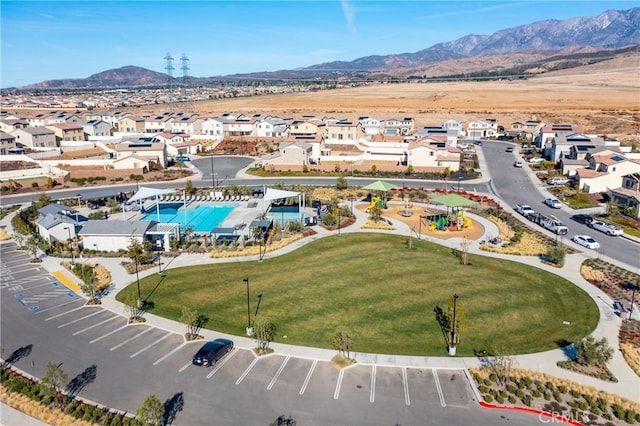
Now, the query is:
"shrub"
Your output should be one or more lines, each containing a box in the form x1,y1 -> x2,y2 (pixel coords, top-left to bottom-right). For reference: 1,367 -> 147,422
483,394 -> 493,403
496,395 -> 505,404
522,395 -> 532,407
516,389 -> 524,398
477,384 -> 488,394
508,395 -> 516,404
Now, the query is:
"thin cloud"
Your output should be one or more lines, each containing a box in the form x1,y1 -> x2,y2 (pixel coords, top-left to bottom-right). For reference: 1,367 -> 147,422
38,13 -> 56,20
341,0 -> 357,34
418,2 -> 526,20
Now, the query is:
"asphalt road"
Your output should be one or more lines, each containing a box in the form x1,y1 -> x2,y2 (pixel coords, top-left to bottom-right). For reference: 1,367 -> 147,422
480,140 -> 639,271
0,241 -> 545,425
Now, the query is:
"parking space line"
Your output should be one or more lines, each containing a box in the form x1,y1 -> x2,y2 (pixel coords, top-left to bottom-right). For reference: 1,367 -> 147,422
73,315 -> 120,335
370,365 -> 376,403
11,281 -> 58,292
179,361 -> 192,372
45,305 -> 85,321
153,342 -> 187,365
267,356 -> 290,390
130,333 -> 173,358
58,310 -> 103,328
109,327 -> 153,351
333,369 -> 344,399
35,298 -> 82,314
90,324 -> 129,344
403,367 -> 410,406
206,349 -> 238,378
432,368 -> 446,407
236,358 -> 259,385
299,359 -> 317,395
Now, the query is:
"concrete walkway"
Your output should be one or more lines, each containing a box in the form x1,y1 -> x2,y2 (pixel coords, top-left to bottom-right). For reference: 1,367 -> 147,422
5,200 -> 637,404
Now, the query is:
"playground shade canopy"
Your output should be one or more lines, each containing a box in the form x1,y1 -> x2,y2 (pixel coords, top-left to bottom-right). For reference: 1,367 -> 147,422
431,194 -> 479,207
363,180 -> 396,192
263,188 -> 300,201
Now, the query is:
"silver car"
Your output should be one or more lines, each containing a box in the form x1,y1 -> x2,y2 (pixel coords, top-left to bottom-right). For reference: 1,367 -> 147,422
589,220 -> 623,236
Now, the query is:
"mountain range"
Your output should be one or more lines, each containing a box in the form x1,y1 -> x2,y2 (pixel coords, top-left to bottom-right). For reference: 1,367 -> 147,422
15,7 -> 640,90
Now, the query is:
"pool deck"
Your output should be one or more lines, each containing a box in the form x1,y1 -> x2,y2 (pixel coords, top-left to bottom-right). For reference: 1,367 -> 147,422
133,196 -> 299,238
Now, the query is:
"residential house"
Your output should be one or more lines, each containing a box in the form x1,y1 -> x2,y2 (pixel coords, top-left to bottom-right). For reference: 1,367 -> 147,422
144,115 -> 173,133
0,118 -> 29,133
201,117 -> 225,137
23,112 -> 50,127
164,140 -> 201,157
548,133 -> 608,164
325,121 -> 359,141
170,115 -> 203,135
534,123 -> 583,149
223,117 -> 257,138
416,125 -> 458,146
118,116 -> 146,133
256,117 -> 288,137
288,118 -> 325,138
113,155 -> 151,172
607,173 -> 640,219
262,141 -> 313,168
406,137 -> 462,172
152,132 -> 188,145
82,120 -> 112,137
0,131 -> 17,155
466,120 -> 497,138
509,119 -> 545,137
442,119 -> 465,138
45,123 -> 85,142
383,117 -> 414,136
575,152 -> 640,193
358,117 -> 383,135
11,127 -> 57,149
115,140 -> 167,168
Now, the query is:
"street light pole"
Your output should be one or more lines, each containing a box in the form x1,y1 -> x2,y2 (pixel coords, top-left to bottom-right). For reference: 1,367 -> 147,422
210,155 -> 215,190
243,277 -> 252,334
630,283 -> 639,320
450,293 -> 459,355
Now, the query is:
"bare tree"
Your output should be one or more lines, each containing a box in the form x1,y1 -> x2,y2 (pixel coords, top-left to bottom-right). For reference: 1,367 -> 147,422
459,236 -> 471,265
332,330 -> 352,360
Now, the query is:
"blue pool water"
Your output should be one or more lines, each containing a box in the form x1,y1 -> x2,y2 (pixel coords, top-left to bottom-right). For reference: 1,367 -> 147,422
142,204 -> 234,232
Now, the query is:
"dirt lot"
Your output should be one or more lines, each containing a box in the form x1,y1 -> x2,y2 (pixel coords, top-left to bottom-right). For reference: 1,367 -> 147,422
140,56 -> 640,144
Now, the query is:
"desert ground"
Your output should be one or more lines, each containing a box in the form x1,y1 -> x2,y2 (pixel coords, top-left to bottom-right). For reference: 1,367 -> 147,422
153,55 -> 639,144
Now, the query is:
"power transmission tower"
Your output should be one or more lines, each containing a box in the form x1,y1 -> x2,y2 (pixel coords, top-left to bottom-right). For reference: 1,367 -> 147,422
164,52 -> 176,112
179,53 -> 194,113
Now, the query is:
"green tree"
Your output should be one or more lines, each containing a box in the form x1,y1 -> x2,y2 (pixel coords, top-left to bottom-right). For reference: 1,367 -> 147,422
406,165 -> 414,175
369,164 -> 378,176
253,318 -> 276,352
79,264 -> 100,304
332,330 -> 352,359
24,236 -> 39,261
336,175 -> 348,191
180,306 -> 202,340
185,179 -> 195,195
36,193 -> 52,208
126,238 -> 150,300
575,336 -> 613,366
40,362 -> 68,408
135,394 -> 164,426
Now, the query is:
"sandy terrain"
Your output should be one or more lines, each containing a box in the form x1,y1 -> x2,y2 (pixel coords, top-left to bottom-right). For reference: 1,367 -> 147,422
153,56 -> 639,142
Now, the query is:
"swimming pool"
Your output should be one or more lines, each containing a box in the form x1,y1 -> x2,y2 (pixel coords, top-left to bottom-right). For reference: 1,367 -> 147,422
142,204 -> 234,232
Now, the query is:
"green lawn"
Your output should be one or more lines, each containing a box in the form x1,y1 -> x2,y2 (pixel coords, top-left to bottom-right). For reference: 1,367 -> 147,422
116,233 -> 599,356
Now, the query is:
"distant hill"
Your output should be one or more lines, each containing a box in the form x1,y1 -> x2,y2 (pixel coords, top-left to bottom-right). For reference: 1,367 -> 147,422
14,7 -> 640,89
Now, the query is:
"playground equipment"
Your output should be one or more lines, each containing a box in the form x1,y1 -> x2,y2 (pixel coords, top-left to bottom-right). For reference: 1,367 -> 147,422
424,209 -> 472,232
367,196 -> 387,211
398,200 -> 415,217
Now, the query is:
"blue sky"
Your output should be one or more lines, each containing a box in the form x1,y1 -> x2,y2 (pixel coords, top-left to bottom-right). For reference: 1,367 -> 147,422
1,0 -> 636,88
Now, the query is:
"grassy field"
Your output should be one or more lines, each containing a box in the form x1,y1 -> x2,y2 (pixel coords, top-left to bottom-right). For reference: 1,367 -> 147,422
116,233 -> 599,356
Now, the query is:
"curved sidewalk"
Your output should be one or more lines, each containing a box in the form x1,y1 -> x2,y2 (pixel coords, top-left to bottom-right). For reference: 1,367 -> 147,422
27,202 -> 640,404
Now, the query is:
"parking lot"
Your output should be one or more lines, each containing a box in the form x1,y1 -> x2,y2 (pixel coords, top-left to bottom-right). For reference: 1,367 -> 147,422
1,241 -> 539,424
